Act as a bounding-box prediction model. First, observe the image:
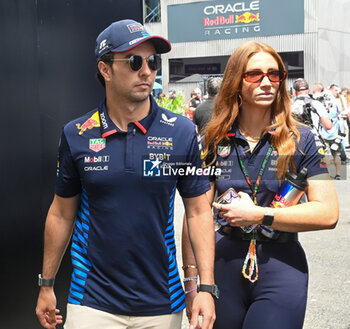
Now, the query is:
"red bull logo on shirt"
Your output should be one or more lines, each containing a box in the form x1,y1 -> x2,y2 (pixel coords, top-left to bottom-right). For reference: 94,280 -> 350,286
76,111 -> 100,135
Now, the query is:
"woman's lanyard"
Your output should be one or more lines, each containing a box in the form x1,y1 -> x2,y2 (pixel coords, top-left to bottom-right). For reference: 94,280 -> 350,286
232,139 -> 274,283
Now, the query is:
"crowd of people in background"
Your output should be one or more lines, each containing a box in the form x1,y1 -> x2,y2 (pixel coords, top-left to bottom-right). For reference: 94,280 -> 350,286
292,80 -> 350,179
159,78 -> 350,180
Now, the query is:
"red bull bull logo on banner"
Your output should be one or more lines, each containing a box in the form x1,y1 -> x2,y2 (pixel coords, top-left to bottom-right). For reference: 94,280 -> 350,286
235,12 -> 260,24
76,111 -> 100,135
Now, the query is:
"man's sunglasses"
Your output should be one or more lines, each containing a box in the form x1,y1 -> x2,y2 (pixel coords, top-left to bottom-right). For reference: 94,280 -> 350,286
243,70 -> 287,83
111,55 -> 161,72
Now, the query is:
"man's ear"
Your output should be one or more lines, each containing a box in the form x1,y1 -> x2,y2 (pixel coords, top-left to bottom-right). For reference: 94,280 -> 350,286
98,61 -> 112,83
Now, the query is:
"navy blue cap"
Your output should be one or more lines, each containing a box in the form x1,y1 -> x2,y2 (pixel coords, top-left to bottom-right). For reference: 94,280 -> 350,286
95,19 -> 171,59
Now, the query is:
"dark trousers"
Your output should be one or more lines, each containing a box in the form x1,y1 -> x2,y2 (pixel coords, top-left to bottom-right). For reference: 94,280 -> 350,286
213,231 -> 308,329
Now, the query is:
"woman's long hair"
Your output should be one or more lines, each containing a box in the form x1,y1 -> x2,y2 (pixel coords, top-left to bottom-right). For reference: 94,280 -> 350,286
203,41 -> 300,180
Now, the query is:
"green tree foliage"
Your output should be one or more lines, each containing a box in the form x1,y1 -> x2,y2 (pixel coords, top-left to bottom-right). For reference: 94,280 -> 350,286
156,93 -> 187,115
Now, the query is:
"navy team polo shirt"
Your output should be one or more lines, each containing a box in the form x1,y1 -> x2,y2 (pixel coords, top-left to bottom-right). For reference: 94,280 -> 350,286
213,122 -> 328,226
55,96 -> 210,315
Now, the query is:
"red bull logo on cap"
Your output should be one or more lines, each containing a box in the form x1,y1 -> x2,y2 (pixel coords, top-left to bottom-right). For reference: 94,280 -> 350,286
76,111 -> 100,135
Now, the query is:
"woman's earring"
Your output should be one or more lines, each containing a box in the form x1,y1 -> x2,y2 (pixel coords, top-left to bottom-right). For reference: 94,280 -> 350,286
237,94 -> 242,107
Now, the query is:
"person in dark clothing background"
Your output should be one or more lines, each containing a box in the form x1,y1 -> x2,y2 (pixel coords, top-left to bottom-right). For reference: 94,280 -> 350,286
193,77 -> 222,135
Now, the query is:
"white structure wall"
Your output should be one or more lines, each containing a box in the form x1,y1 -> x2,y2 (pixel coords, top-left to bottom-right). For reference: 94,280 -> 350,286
146,0 -> 350,97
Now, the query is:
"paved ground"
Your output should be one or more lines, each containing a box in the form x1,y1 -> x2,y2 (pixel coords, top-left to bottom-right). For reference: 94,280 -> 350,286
174,152 -> 350,329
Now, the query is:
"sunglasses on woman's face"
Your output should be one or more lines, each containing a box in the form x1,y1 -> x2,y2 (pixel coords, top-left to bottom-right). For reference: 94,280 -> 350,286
111,54 -> 161,72
243,70 -> 287,83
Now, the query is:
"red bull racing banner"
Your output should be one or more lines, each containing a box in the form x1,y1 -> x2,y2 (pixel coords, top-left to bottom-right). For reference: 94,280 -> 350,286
168,0 -> 304,42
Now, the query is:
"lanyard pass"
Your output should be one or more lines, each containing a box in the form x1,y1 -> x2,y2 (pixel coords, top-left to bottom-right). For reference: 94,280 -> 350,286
242,238 -> 259,283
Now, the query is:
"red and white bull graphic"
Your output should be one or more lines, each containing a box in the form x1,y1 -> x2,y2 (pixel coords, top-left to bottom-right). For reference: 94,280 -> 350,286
76,111 -> 100,135
235,12 -> 260,23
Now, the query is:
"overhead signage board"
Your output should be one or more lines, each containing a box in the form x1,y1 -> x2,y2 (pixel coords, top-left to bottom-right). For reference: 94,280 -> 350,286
168,0 -> 304,42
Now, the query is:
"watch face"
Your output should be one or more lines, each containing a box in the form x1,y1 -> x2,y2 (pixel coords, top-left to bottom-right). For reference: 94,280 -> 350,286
213,285 -> 220,299
263,213 -> 274,226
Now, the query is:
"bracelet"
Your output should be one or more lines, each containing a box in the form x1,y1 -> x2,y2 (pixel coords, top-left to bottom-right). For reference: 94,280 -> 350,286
183,276 -> 198,283
185,288 -> 197,295
182,265 -> 197,270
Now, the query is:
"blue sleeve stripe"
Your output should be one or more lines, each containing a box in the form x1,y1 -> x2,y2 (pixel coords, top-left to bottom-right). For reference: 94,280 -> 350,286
83,232 -> 89,239
167,243 -> 176,250
165,237 -> 175,244
81,190 -> 88,203
80,195 -> 89,208
71,251 -> 92,267
169,267 -> 178,277
74,230 -> 88,246
170,287 -> 184,301
168,258 -> 176,270
75,220 -> 89,234
72,273 -> 86,286
73,268 -> 88,279
72,242 -> 87,255
80,205 -> 90,217
72,235 -> 80,244
69,288 -> 84,300
166,223 -> 174,232
82,222 -> 89,231
168,274 -> 180,285
68,296 -> 81,305
72,259 -> 90,272
172,301 -> 186,313
171,293 -> 185,308
74,225 -> 84,238
168,253 -> 173,262
70,282 -> 85,292
75,221 -> 83,232
169,281 -> 182,293
79,209 -> 90,222
168,207 -> 174,216
169,198 -> 174,207
167,215 -> 174,224
165,230 -> 174,238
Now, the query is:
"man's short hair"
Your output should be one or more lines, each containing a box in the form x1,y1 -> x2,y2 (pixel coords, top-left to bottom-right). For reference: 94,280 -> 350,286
206,77 -> 222,97
313,82 -> 324,93
329,83 -> 340,91
293,78 -> 309,91
96,52 -> 114,88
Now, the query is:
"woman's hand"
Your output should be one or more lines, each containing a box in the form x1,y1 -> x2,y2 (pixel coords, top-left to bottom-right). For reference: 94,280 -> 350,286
212,192 -> 263,227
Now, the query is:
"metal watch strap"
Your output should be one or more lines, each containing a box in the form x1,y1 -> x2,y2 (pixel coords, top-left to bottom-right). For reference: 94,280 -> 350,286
38,274 -> 55,287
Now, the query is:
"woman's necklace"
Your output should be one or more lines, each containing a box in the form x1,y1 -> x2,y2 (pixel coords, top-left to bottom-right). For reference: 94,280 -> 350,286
239,128 -> 261,142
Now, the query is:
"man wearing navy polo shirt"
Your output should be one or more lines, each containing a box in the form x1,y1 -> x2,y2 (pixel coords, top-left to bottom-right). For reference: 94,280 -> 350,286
36,20 -> 216,329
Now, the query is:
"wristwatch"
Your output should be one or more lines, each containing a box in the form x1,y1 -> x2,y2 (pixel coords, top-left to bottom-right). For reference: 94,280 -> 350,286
197,284 -> 220,299
38,274 -> 55,287
262,210 -> 274,226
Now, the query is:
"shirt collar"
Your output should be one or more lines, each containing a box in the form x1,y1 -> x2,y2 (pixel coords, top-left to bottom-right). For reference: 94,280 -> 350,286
226,120 -> 275,140
98,96 -> 158,138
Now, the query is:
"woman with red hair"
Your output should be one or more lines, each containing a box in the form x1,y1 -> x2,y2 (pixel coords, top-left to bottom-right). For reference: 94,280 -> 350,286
182,41 -> 339,329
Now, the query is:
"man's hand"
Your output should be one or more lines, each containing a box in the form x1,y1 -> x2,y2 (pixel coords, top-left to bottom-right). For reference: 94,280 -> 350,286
185,290 -> 197,324
36,288 -> 63,329
189,292 -> 216,329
